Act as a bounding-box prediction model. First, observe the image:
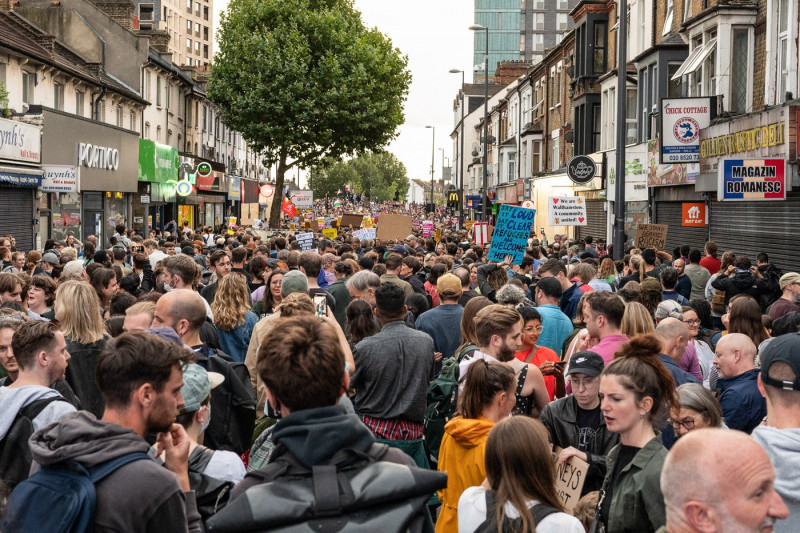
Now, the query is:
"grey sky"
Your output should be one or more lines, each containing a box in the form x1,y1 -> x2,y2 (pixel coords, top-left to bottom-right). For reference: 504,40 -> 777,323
213,0 -> 475,191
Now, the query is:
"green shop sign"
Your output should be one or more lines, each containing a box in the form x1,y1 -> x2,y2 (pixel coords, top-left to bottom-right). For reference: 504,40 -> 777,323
138,139 -> 179,183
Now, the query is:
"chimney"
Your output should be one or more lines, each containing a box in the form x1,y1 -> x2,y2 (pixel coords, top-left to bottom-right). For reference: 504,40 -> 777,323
88,0 -> 134,31
494,60 -> 533,85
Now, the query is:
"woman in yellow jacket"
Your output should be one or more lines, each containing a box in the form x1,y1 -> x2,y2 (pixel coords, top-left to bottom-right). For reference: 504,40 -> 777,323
436,360 -> 517,533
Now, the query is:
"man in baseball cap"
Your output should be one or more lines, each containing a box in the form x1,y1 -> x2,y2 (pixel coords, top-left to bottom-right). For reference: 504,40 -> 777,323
539,350 -> 617,496
415,273 -> 463,375
768,272 -> 800,320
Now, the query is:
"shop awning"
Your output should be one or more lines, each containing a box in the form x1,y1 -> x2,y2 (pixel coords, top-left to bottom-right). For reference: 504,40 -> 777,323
671,38 -> 717,80
0,165 -> 43,187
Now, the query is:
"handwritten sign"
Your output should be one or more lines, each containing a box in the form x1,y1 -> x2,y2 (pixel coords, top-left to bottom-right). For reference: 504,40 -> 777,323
548,196 -> 587,226
322,228 -> 338,239
352,228 -> 376,240
487,204 -> 535,264
340,214 -> 363,228
296,232 -> 314,251
376,214 -> 412,241
552,447 -> 589,512
635,223 -> 668,249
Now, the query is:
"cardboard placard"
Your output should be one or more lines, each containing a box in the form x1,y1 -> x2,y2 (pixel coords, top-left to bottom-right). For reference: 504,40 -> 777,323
487,204 -> 536,264
635,223 -> 668,249
340,214 -> 364,229
322,228 -> 338,239
296,232 -> 314,251
552,447 -> 589,512
548,196 -> 588,226
376,214 -> 413,242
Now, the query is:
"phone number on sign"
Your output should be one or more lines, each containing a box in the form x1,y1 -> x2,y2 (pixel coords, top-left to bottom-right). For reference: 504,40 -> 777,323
666,155 -> 698,162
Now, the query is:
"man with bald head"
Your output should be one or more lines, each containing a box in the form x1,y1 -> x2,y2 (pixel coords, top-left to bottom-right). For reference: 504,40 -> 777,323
713,333 -> 765,433
656,318 -> 700,388
659,428 -> 788,533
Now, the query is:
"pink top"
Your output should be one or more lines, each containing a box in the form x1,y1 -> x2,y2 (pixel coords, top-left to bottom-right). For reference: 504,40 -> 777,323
591,334 -> 630,365
678,342 -> 703,381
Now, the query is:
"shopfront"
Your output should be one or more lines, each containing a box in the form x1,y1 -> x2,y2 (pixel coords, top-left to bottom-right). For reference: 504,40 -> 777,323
0,117 -> 42,251
39,109 -> 138,246
530,174 -> 575,238
240,178 -> 261,225
196,171 -> 227,229
136,139 -> 179,233
572,154 -> 607,243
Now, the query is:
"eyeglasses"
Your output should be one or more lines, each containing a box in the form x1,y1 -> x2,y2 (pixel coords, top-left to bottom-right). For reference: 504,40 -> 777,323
524,325 -> 544,333
683,319 -> 700,325
669,417 -> 696,431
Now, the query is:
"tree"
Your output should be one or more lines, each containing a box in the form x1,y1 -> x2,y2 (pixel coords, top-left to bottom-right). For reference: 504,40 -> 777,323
311,151 -> 409,202
209,0 -> 411,227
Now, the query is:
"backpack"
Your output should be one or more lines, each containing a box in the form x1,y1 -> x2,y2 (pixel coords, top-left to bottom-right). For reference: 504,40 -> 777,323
187,445 -> 234,524
0,452 -> 150,533
759,265 -> 783,311
196,345 -> 257,455
424,356 -> 459,467
711,288 -> 727,314
474,489 -> 559,533
205,443 -> 447,533
0,396 -> 69,491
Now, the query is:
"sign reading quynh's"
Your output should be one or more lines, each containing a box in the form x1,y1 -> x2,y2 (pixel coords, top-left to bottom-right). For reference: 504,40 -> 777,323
718,159 -> 786,201
487,204 -> 536,264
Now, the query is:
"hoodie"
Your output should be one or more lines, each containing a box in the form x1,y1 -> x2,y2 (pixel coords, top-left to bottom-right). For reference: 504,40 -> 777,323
711,270 -> 772,308
752,426 -> 800,533
0,385 -> 76,441
435,417 -> 495,533
29,411 -> 200,533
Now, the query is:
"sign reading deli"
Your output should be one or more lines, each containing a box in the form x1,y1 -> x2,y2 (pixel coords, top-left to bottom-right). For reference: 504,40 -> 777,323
700,122 -> 785,158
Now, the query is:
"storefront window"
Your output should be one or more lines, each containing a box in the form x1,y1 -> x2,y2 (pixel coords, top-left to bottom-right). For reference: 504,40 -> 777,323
105,193 -> 128,245
51,192 -> 82,242
178,205 -> 194,230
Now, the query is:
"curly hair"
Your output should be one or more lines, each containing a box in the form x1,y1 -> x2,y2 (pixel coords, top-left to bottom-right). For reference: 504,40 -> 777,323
211,273 -> 251,331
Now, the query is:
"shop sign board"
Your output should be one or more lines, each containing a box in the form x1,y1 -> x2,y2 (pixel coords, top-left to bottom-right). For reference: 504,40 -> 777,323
661,98 -> 712,164
0,117 -> 40,164
41,165 -> 78,193
681,203 -> 707,226
718,159 -> 786,201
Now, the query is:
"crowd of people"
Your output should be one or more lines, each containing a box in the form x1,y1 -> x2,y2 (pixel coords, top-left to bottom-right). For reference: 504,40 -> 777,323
0,210 -> 798,532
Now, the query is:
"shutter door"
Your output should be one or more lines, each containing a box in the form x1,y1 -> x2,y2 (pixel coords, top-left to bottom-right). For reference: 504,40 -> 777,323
709,195 -> 800,273
576,200 -> 607,242
655,202 -> 708,254
0,185 -> 34,252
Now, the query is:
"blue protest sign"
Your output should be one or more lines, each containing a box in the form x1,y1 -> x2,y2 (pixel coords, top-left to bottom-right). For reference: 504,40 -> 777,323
487,204 -> 536,264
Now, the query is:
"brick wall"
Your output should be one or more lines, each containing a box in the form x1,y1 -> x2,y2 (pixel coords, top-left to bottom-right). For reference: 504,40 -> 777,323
496,60 -> 534,85
89,0 -> 134,31
751,0 -> 767,111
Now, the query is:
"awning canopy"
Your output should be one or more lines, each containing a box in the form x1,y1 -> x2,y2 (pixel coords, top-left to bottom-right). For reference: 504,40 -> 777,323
671,38 -> 717,80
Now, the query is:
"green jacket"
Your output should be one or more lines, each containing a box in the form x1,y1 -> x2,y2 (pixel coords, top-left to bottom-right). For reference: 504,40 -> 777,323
601,432 -> 667,533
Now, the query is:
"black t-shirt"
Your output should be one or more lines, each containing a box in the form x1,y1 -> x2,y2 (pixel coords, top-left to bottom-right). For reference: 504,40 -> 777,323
575,404 -> 602,452
308,287 -> 336,314
600,444 -> 640,528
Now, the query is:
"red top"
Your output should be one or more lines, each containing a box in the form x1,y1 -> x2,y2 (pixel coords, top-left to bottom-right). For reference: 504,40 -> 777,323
699,256 -> 721,275
515,345 -> 560,400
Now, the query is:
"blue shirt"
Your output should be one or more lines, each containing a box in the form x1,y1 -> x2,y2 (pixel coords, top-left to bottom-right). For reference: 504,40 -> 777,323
717,368 -> 766,434
661,290 -> 689,306
216,311 -> 259,363
559,282 -> 583,321
536,304 -> 574,357
415,304 -> 464,375
675,275 -> 692,301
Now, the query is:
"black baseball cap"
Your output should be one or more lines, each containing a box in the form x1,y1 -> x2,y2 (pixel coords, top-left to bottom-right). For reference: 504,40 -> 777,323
759,333 -> 800,391
566,351 -> 605,377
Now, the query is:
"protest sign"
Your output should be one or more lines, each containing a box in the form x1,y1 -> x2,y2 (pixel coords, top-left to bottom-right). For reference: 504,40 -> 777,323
487,205 -> 535,263
412,219 -> 421,231
352,228 -> 376,240
464,220 -> 475,230
635,223 -> 668,249
552,447 -> 589,512
474,222 -> 489,246
317,218 -> 326,229
548,196 -> 587,226
376,214 -> 412,241
322,228 -> 338,239
434,228 -> 441,242
422,221 -> 433,237
362,217 -> 374,228
340,214 -> 363,228
296,232 -> 314,251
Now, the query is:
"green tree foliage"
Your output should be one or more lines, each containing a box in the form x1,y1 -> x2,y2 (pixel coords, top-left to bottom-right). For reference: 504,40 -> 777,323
311,151 -> 409,202
208,0 -> 411,226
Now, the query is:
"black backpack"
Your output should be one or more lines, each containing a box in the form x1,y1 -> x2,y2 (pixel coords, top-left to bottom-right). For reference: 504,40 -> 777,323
0,396 -> 69,491
424,356 -> 459,467
206,443 -> 448,533
196,345 -> 257,455
187,445 -> 234,526
474,490 -> 559,533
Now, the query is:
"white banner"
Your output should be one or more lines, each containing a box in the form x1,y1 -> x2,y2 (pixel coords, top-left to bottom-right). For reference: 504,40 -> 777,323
292,190 -> 314,209
548,196 -> 587,226
0,117 -> 40,164
41,165 -> 79,193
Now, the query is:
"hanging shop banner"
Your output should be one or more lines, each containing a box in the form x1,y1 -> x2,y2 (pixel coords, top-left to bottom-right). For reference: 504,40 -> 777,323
718,159 -> 786,201
548,196 -> 587,226
227,176 -> 242,201
660,98 -> 713,164
487,204 -> 536,264
41,165 -> 79,193
0,117 -> 41,164
681,202 -> 707,226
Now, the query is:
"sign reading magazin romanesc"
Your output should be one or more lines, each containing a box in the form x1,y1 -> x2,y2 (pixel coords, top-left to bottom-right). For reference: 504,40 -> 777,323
718,159 -> 786,201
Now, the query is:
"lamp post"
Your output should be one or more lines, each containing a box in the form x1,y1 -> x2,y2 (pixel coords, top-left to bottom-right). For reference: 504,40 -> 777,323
613,0 -> 628,259
449,68 -> 465,229
425,125 -> 435,209
469,24 -> 489,221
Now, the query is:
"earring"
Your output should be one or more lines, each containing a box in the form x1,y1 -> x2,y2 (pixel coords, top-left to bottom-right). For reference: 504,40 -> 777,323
640,412 -> 646,419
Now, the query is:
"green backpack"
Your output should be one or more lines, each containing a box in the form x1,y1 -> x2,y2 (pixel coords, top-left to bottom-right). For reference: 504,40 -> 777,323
424,356 -> 460,467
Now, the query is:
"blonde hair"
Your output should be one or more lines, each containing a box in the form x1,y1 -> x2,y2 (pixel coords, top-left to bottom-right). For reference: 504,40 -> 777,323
55,280 -> 107,344
629,254 -> 646,281
211,274 -> 252,331
621,302 -> 655,336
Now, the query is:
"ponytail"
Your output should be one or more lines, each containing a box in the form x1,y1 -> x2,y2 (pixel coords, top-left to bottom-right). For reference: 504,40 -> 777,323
459,360 -> 515,419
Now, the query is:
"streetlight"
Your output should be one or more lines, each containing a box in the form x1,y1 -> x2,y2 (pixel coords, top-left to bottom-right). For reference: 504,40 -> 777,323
613,0 -> 629,259
449,68 -> 466,229
469,24 -> 489,221
425,125 -> 435,210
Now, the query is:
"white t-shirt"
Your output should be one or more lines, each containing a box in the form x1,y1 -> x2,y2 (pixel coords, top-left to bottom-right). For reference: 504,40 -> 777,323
203,449 -> 246,484
457,486 -> 584,533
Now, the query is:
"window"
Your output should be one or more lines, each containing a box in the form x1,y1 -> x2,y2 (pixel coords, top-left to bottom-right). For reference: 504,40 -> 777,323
549,66 -> 555,107
195,22 -> 200,33
53,82 -> 64,110
558,0 -> 568,9
156,125 -> 161,142
507,152 -> 516,182
186,19 -> 192,30
554,63 -> 562,106
663,0 -> 674,35
203,6 -> 209,20
592,103 -> 602,152
165,82 -> 171,110
533,33 -> 544,51
683,0 -> 691,21
116,106 -> 123,127
186,0 -> 191,10
21,71 -> 33,104
667,63 -> 683,97
203,26 -> 209,41
145,72 -> 151,99
145,122 -> 150,138
156,76 -> 162,107
534,0 -> 543,8
532,140 -> 541,172
130,112 -> 136,131
551,135 -> 560,171
535,13 -> 544,30
98,101 -> 105,122
186,37 -> 192,50
139,3 -> 153,21
75,90 -> 84,116
777,0 -> 789,101
497,12 -> 503,29
593,22 -> 607,73
195,41 -> 200,51
557,14 -> 568,30
626,88 -> 638,144
602,86 -> 616,150
730,28 -> 750,113
520,34 -> 526,52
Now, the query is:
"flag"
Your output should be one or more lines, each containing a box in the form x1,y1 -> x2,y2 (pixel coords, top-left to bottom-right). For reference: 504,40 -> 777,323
281,197 -> 297,218
333,199 -> 342,208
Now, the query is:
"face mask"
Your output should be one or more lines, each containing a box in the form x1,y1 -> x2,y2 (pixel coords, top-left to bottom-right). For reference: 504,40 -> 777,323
201,405 -> 211,432
163,282 -> 173,292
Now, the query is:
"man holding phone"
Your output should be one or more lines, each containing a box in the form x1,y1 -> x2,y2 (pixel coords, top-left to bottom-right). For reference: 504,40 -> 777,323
299,252 -> 336,315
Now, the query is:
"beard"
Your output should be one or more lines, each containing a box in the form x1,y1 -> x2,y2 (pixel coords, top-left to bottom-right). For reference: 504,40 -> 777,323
496,345 -> 516,362
719,510 -> 777,533
146,396 -> 178,434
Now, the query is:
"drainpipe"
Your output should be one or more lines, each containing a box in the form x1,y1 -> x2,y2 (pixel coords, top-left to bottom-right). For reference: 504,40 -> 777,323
90,85 -> 107,121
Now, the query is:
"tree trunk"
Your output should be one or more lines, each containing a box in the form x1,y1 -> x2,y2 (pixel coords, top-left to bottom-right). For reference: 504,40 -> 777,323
268,155 -> 288,229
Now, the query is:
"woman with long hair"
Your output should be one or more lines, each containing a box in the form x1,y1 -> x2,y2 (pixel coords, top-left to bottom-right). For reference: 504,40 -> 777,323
345,299 -> 378,346
457,416 -> 584,532
617,254 -> 646,289
252,268 -> 285,319
55,280 -> 110,417
26,250 -> 42,276
454,296 -> 492,362
593,333 -> 678,532
211,273 -> 259,363
90,267 -> 118,315
425,263 -> 448,308
597,257 -> 618,291
435,360 -> 517,533
725,295 -> 770,348
621,301 -> 655,337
